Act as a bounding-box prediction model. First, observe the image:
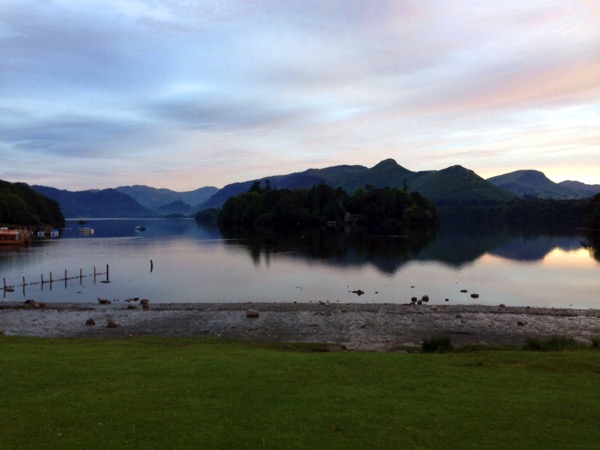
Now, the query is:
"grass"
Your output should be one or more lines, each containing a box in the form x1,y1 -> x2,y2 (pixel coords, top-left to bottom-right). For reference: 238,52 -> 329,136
1,337 -> 600,449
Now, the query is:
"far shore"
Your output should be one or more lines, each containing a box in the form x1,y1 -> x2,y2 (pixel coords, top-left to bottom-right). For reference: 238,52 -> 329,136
2,301 -> 600,351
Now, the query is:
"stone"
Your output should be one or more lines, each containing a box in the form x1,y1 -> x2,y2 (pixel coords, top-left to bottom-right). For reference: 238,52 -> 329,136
422,295 -> 429,302
246,309 -> 260,318
470,293 -> 480,299
106,320 -> 119,328
85,318 -> 95,326
517,321 -> 526,326
460,289 -> 468,293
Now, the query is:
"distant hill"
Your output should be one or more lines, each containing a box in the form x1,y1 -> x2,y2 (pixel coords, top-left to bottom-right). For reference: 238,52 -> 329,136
0,180 -> 64,227
32,186 -> 154,218
156,199 -> 193,216
558,180 -> 600,198
410,165 -> 517,203
199,159 -> 517,210
116,185 -> 218,212
487,170 -> 579,199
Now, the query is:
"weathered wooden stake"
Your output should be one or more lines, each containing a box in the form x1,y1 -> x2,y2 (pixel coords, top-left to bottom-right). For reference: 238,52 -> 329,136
3,277 -> 6,290
150,259 -> 154,272
106,264 -> 110,282
93,265 -> 97,283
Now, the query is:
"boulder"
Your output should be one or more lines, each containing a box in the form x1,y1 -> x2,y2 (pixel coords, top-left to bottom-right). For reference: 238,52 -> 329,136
85,318 -> 95,326
246,309 -> 260,318
106,320 -> 119,328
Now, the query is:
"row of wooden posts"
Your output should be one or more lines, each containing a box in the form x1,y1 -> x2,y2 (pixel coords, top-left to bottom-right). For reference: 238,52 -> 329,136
2,264 -> 110,296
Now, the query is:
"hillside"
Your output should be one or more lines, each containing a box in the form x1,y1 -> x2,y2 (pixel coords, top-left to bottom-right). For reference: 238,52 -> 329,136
411,165 -> 517,203
116,185 -> 218,213
32,186 -> 153,218
487,170 -> 578,199
558,180 -> 600,198
0,180 -> 64,227
200,160 -> 516,210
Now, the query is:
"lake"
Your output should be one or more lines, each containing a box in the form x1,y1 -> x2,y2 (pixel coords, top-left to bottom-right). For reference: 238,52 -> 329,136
1,218 -> 598,308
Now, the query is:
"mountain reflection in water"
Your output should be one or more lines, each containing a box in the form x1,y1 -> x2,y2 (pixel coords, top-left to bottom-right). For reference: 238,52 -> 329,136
0,219 -> 597,307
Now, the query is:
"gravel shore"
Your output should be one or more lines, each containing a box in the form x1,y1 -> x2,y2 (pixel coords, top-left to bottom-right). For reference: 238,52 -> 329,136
2,302 -> 600,351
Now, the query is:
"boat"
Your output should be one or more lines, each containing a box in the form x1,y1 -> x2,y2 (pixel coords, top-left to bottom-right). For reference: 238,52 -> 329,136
134,225 -> 147,231
79,227 -> 95,235
0,227 -> 32,246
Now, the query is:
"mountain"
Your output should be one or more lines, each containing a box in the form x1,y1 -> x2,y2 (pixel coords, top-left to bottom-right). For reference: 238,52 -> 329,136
487,170 -> 579,199
116,185 -> 218,212
156,199 -> 193,216
410,165 -> 517,203
200,159 -> 517,210
32,186 -> 153,218
558,180 -> 600,198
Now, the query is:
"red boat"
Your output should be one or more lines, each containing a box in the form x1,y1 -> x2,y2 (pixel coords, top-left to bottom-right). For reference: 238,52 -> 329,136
0,227 -> 32,246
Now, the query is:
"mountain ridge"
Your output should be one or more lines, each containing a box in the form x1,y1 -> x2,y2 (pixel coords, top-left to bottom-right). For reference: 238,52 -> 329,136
30,160 -> 600,217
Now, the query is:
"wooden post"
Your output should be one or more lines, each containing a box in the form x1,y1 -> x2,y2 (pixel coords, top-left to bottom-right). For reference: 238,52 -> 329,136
3,277 -> 6,290
64,269 -> 67,288
93,266 -> 96,283
22,276 -> 25,287
80,268 -> 83,285
150,259 -> 154,272
106,264 -> 110,283
41,274 -> 44,285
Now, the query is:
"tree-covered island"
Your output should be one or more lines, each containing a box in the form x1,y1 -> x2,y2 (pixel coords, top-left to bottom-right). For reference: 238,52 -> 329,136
217,181 -> 440,233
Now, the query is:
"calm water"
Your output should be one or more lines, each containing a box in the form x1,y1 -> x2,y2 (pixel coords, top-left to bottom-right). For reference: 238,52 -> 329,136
1,218 -> 598,308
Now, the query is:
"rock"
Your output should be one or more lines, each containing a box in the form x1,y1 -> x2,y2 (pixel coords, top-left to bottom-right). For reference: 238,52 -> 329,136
97,298 -> 111,305
106,320 -> 119,328
470,293 -> 480,299
411,297 -> 418,302
24,299 -> 36,307
499,304 -> 506,308
445,298 -> 449,302
127,305 -> 137,310
246,309 -> 260,318
38,302 -> 46,309
421,295 -> 429,302
456,314 -> 463,319
517,321 -> 526,326
460,289 -> 468,293
85,318 -> 95,326
352,290 -> 365,296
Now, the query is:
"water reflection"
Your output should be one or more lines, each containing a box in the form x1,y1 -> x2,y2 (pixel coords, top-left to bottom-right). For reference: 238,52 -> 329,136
221,225 -> 595,271
0,219 -> 598,307
220,227 -> 437,274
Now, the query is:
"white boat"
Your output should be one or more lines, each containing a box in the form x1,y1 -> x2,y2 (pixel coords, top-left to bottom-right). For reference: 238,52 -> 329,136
134,225 -> 147,231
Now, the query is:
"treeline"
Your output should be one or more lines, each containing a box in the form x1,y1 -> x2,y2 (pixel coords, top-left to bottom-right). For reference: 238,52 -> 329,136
587,194 -> 600,229
0,180 -> 65,228
217,181 -> 439,232
439,197 -> 593,232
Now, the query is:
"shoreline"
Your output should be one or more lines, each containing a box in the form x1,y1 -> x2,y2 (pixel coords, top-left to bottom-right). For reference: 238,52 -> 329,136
2,302 -> 600,351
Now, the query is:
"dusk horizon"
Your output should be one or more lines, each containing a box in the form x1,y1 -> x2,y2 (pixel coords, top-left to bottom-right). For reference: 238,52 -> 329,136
2,1 -> 599,191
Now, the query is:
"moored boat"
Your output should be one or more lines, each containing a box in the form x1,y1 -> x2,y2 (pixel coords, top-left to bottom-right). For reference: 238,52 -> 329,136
0,227 -> 32,245
79,227 -> 95,235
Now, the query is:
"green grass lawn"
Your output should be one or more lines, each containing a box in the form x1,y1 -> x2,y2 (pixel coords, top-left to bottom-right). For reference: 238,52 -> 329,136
1,337 -> 599,449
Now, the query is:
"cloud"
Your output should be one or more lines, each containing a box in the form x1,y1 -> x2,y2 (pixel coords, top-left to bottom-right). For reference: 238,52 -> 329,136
0,0 -> 599,190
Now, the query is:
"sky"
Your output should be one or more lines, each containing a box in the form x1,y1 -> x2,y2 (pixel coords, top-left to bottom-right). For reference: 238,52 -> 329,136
1,0 -> 599,192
